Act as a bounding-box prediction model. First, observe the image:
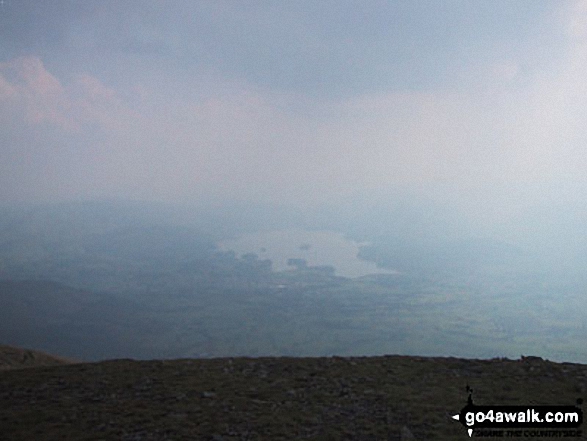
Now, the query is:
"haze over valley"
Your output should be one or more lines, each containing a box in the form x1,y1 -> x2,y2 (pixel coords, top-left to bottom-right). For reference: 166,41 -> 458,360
2,1 -> 587,365
1,199 -> 586,364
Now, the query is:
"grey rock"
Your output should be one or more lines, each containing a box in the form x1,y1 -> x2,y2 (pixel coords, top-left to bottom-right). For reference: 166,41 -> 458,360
401,425 -> 416,440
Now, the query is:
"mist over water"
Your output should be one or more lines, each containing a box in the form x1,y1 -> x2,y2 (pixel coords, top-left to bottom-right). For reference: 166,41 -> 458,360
220,228 -> 399,278
2,1 -> 587,363
0,199 -> 586,363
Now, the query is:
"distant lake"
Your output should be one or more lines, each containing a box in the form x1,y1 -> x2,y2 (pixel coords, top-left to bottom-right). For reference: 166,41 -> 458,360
219,229 -> 399,278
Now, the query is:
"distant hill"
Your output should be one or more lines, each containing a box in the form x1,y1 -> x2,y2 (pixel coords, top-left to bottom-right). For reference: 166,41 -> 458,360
0,280 -> 165,361
0,344 -> 76,370
1,352 -> 586,440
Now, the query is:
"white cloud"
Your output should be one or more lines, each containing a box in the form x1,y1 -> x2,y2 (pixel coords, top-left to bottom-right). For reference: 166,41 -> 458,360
568,0 -> 587,39
1,0 -> 587,213
0,57 -> 70,128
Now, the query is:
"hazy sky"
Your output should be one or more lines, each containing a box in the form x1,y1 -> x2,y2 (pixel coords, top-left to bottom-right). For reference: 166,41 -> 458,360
1,1 -> 587,225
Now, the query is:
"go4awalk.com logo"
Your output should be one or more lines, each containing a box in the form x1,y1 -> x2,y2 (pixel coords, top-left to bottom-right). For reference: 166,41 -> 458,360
452,386 -> 583,438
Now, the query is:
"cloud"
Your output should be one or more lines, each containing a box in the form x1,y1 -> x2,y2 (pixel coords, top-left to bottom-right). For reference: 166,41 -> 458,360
0,57 -> 70,128
0,74 -> 16,99
0,56 -> 132,132
1,0 -> 587,213
568,0 -> 587,39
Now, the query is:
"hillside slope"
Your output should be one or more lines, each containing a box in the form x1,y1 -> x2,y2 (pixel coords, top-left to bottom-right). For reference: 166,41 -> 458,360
0,344 -> 76,370
0,280 -> 162,361
1,353 -> 586,440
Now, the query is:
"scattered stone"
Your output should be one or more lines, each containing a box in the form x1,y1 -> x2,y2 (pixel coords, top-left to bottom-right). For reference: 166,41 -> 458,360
1,355 -> 585,440
400,425 -> 416,440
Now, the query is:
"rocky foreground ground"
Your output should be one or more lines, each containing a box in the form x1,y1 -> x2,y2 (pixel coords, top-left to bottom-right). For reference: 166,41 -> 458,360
1,351 -> 587,440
